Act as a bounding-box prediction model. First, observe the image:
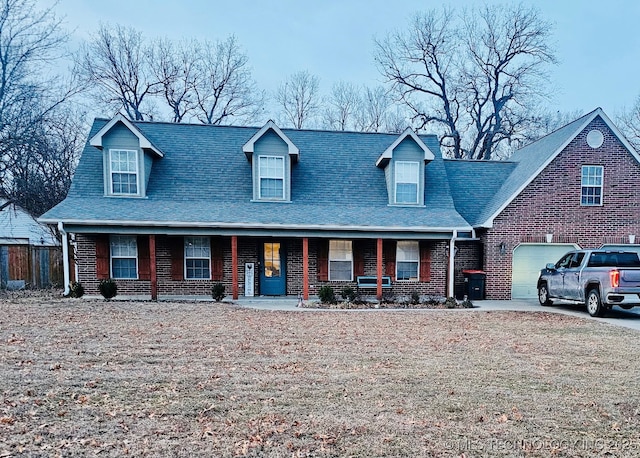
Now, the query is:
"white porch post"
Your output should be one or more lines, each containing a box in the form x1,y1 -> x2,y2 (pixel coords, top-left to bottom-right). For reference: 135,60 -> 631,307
58,222 -> 70,295
448,231 -> 457,298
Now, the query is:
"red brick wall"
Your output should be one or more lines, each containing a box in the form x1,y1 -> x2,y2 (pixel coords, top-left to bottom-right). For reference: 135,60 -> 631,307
76,234 -> 450,299
482,117 -> 640,299
311,239 -> 448,299
453,241 -> 484,299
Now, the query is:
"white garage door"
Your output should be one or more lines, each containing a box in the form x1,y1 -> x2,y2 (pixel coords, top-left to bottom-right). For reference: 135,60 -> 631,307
511,244 -> 579,299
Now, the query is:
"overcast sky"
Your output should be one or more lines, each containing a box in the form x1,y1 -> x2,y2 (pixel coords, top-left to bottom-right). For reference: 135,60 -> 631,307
43,0 -> 640,120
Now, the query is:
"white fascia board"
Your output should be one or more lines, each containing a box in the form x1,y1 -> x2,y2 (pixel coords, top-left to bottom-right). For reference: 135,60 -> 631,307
89,114 -> 164,158
376,128 -> 436,167
242,120 -> 299,159
39,217 -> 472,234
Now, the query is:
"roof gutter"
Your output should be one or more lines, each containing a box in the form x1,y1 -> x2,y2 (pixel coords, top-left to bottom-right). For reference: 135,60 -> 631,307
39,217 -> 473,234
58,222 -> 70,296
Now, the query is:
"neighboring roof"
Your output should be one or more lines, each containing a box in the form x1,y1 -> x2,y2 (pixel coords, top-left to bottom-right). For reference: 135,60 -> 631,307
0,200 -> 59,246
89,114 -> 164,158
446,107 -> 639,227
41,120 -> 471,236
376,128 -> 436,167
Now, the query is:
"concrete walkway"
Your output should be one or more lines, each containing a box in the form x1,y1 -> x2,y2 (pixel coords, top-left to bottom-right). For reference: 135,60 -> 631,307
232,296 -> 640,331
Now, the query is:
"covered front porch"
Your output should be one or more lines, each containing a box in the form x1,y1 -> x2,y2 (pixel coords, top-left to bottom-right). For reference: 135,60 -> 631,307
59,223 -> 479,301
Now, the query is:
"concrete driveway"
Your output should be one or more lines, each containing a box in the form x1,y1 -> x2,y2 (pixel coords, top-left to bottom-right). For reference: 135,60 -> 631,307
478,299 -> 640,332
234,297 -> 640,332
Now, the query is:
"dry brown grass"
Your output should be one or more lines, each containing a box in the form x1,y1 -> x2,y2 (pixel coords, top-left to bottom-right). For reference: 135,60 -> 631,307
2,295 -> 640,457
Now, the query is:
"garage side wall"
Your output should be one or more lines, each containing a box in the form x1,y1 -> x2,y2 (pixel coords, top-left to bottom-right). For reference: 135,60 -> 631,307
482,117 -> 640,299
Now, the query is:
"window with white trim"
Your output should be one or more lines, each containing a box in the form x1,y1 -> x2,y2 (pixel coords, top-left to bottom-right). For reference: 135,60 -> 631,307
110,235 -> 138,279
396,241 -> 419,281
185,237 -> 211,279
258,155 -> 285,199
581,165 -> 603,206
395,161 -> 419,204
329,240 -> 353,281
109,149 -> 139,195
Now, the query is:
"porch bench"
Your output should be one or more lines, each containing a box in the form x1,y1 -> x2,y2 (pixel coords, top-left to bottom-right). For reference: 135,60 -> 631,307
356,275 -> 392,289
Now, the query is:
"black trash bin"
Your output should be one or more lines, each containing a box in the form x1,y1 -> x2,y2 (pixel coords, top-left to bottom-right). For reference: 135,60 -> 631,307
462,270 -> 486,300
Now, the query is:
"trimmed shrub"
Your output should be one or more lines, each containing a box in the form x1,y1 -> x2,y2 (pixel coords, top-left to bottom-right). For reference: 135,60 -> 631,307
212,283 -> 226,302
98,279 -> 117,300
410,290 -> 420,305
461,298 -> 474,308
444,297 -> 458,309
68,281 -> 84,298
318,285 -> 336,304
341,286 -> 356,302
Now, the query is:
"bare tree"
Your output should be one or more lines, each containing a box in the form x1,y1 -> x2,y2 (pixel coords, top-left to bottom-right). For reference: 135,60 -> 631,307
618,96 -> 640,151
8,107 -> 85,215
0,0 -> 83,215
192,35 -> 264,125
150,39 -> 198,123
77,24 -> 160,121
354,86 -> 409,133
375,4 -> 555,159
275,70 -> 320,129
322,81 -> 360,131
376,9 -> 463,153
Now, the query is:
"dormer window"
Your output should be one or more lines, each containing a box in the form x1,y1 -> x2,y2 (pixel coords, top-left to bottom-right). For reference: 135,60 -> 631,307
376,128 -> 435,207
109,149 -> 139,195
244,120 -> 299,203
259,155 -> 285,200
395,161 -> 419,204
90,114 -> 164,199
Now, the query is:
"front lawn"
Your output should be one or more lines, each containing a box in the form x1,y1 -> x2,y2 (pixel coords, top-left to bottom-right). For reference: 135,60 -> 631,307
1,295 -> 640,456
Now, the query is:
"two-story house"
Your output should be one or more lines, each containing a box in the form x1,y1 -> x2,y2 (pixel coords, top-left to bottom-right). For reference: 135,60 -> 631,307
40,108 -> 640,301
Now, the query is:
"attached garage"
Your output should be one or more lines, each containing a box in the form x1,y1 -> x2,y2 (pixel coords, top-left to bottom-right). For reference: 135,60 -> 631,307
511,243 -> 579,299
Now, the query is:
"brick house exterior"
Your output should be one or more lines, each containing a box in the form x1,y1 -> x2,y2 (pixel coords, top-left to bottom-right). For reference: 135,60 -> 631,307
40,108 -> 640,301
477,116 -> 640,299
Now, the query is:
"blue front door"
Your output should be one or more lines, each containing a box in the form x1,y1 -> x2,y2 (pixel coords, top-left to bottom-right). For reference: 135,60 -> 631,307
260,241 -> 286,295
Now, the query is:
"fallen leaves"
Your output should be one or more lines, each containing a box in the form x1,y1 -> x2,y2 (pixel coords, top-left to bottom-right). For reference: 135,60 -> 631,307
1,296 -> 640,456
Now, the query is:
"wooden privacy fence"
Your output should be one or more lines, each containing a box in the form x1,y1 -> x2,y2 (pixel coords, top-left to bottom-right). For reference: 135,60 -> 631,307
0,245 -> 64,289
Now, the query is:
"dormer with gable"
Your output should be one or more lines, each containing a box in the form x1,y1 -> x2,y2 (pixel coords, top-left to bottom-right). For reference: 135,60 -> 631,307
376,128 -> 435,206
243,120 -> 299,202
89,114 -> 164,198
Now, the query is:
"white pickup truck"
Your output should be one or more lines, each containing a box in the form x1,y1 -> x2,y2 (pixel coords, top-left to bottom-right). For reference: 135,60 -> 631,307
537,249 -> 640,317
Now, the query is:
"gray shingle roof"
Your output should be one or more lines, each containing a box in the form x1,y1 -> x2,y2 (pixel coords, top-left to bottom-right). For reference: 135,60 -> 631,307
444,108 -> 617,227
44,108 -> 625,234
41,120 -> 471,234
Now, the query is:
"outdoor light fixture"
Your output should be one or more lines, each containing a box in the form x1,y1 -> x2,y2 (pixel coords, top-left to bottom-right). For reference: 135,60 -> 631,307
499,242 -> 506,255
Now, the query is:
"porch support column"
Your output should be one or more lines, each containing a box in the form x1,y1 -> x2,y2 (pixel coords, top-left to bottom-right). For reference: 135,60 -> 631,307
58,222 -> 70,296
232,236 -> 238,300
149,235 -> 157,301
302,237 -> 309,300
376,237 -> 383,301
448,232 -> 457,298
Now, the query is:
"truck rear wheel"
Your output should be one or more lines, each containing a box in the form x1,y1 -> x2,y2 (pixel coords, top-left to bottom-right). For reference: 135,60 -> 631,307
586,289 -> 605,317
538,283 -> 552,306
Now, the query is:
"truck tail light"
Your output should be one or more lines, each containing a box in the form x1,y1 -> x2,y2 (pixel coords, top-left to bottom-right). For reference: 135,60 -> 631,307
610,269 -> 620,288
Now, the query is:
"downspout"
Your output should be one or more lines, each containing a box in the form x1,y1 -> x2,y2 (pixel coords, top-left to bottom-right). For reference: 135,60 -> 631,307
448,230 -> 457,298
58,222 -> 70,296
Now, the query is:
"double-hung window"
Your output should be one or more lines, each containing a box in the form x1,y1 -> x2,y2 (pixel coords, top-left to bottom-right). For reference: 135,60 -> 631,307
329,240 -> 353,281
395,161 -> 419,204
396,241 -> 419,281
581,165 -> 603,206
110,149 -> 139,195
110,235 -> 138,279
258,155 -> 284,199
185,237 -> 211,279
